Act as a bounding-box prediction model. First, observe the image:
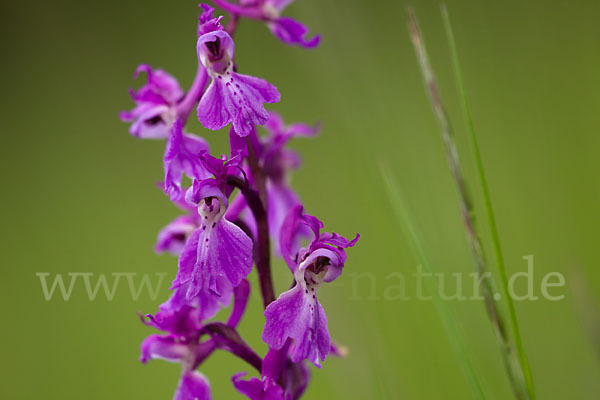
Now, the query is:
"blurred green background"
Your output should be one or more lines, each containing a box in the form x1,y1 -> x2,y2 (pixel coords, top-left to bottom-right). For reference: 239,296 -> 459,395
1,0 -> 599,398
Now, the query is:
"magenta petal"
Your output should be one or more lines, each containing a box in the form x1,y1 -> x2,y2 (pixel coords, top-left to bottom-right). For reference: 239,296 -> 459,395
232,373 -> 286,400
175,230 -> 201,288
268,183 -> 301,257
173,230 -> 234,317
128,104 -> 173,139
282,359 -> 310,400
121,64 -> 182,139
164,119 -> 211,200
191,219 -> 253,297
144,303 -> 203,339
232,374 -> 263,400
197,79 -> 231,132
155,215 -> 197,255
140,334 -> 189,364
230,72 -> 280,135
227,279 -> 250,328
164,279 -> 230,322
262,285 -> 330,367
269,17 -> 320,49
197,72 -> 280,136
175,370 -> 211,400
289,296 -> 329,367
133,64 -> 183,104
177,217 -> 253,301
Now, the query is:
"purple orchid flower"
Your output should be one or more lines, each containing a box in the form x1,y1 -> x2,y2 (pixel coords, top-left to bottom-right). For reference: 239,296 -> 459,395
141,335 -> 213,400
140,279 -> 251,400
214,0 -> 321,48
262,206 -> 359,367
232,373 -> 287,400
140,306 -> 215,399
196,24 -> 280,136
232,344 -> 310,400
163,118 -> 212,200
232,346 -> 288,400
155,190 -> 201,257
155,214 -> 198,255
144,279 -> 250,339
120,64 -> 184,139
173,155 -> 253,301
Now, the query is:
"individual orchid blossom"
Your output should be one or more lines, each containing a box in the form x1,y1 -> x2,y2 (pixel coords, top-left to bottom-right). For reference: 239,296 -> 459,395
233,346 -> 310,400
155,214 -> 198,256
232,373 -> 286,400
262,206 -> 359,367
140,312 -> 215,400
120,64 -> 184,139
155,189 -> 200,256
173,157 -> 253,301
140,280 -> 252,400
127,3 -> 359,398
141,335 -> 213,400
196,25 -> 280,136
214,0 -> 321,48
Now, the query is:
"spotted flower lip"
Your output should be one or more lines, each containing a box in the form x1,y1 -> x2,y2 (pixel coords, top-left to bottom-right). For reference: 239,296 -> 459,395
174,173 -> 253,301
196,29 -> 280,136
120,64 -> 184,139
262,206 -> 358,367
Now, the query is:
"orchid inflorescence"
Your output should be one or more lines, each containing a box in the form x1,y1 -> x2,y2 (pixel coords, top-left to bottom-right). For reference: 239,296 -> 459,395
120,2 -> 359,399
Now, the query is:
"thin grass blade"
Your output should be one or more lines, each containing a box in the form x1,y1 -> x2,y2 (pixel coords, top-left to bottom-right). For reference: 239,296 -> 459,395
407,8 -> 533,399
380,163 -> 486,400
441,5 -> 535,399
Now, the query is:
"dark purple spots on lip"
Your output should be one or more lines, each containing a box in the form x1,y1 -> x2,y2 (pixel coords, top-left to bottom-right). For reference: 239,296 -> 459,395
305,289 -> 308,294
312,295 -> 316,299
204,216 -> 208,220
212,222 -> 216,228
